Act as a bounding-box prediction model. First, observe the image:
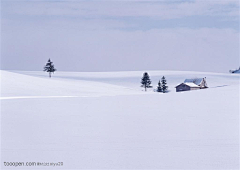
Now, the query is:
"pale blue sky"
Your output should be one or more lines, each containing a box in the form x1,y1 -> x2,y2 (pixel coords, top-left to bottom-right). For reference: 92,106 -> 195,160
1,0 -> 239,73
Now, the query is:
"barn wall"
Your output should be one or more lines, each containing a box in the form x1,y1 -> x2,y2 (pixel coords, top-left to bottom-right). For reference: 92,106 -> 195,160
190,87 -> 200,90
176,84 -> 190,92
199,78 -> 208,88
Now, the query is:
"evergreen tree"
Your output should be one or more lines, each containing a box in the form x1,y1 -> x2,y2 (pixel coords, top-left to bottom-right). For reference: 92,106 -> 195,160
141,72 -> 151,91
157,80 -> 162,92
161,76 -> 168,93
43,59 -> 56,78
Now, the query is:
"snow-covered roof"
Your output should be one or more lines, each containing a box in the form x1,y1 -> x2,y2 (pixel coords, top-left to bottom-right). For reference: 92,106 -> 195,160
184,83 -> 200,88
175,82 -> 200,88
184,78 -> 203,86
233,69 -> 240,73
230,67 -> 240,73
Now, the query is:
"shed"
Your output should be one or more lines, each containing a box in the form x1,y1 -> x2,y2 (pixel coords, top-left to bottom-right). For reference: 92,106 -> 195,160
229,67 -> 240,73
175,78 -> 208,92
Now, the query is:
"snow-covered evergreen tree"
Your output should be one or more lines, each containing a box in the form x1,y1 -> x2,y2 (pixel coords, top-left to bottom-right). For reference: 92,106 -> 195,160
157,80 -> 162,92
43,59 -> 56,78
161,76 -> 168,93
141,72 -> 151,91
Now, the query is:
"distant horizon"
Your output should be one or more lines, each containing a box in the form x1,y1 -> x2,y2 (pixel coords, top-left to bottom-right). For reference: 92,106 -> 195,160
2,68 -> 239,74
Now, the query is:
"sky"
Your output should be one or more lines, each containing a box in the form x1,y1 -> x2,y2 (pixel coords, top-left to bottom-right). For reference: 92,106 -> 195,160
1,0 -> 239,73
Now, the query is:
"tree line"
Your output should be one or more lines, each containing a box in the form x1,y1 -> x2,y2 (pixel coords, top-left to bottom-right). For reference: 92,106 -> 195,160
141,72 -> 168,93
43,59 -> 168,93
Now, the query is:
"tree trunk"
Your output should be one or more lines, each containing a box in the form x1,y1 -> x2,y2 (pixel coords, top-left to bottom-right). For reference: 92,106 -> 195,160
145,84 -> 146,91
49,72 -> 51,78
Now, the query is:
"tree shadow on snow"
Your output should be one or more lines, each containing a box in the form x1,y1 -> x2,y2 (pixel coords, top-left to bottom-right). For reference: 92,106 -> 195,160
153,89 -> 171,93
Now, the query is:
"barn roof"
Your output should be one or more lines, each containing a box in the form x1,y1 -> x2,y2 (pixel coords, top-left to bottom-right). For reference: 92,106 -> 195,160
184,83 -> 200,87
184,78 -> 204,86
233,69 -> 240,73
175,82 -> 200,88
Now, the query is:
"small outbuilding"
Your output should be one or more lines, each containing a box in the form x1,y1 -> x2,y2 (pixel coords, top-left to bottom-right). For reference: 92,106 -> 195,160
229,67 -> 240,73
175,78 -> 208,92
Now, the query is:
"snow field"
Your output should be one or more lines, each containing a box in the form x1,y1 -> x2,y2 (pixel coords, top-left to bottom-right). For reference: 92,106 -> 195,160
1,70 -> 239,169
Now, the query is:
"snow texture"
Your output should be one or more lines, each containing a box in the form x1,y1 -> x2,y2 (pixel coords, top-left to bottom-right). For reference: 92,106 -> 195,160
1,70 -> 239,169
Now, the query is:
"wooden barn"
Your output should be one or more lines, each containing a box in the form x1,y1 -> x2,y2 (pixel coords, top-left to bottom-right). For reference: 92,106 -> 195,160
175,78 -> 208,92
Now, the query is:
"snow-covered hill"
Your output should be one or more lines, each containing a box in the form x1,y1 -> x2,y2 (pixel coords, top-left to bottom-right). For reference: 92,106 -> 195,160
1,71 -> 143,99
1,70 -> 239,169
